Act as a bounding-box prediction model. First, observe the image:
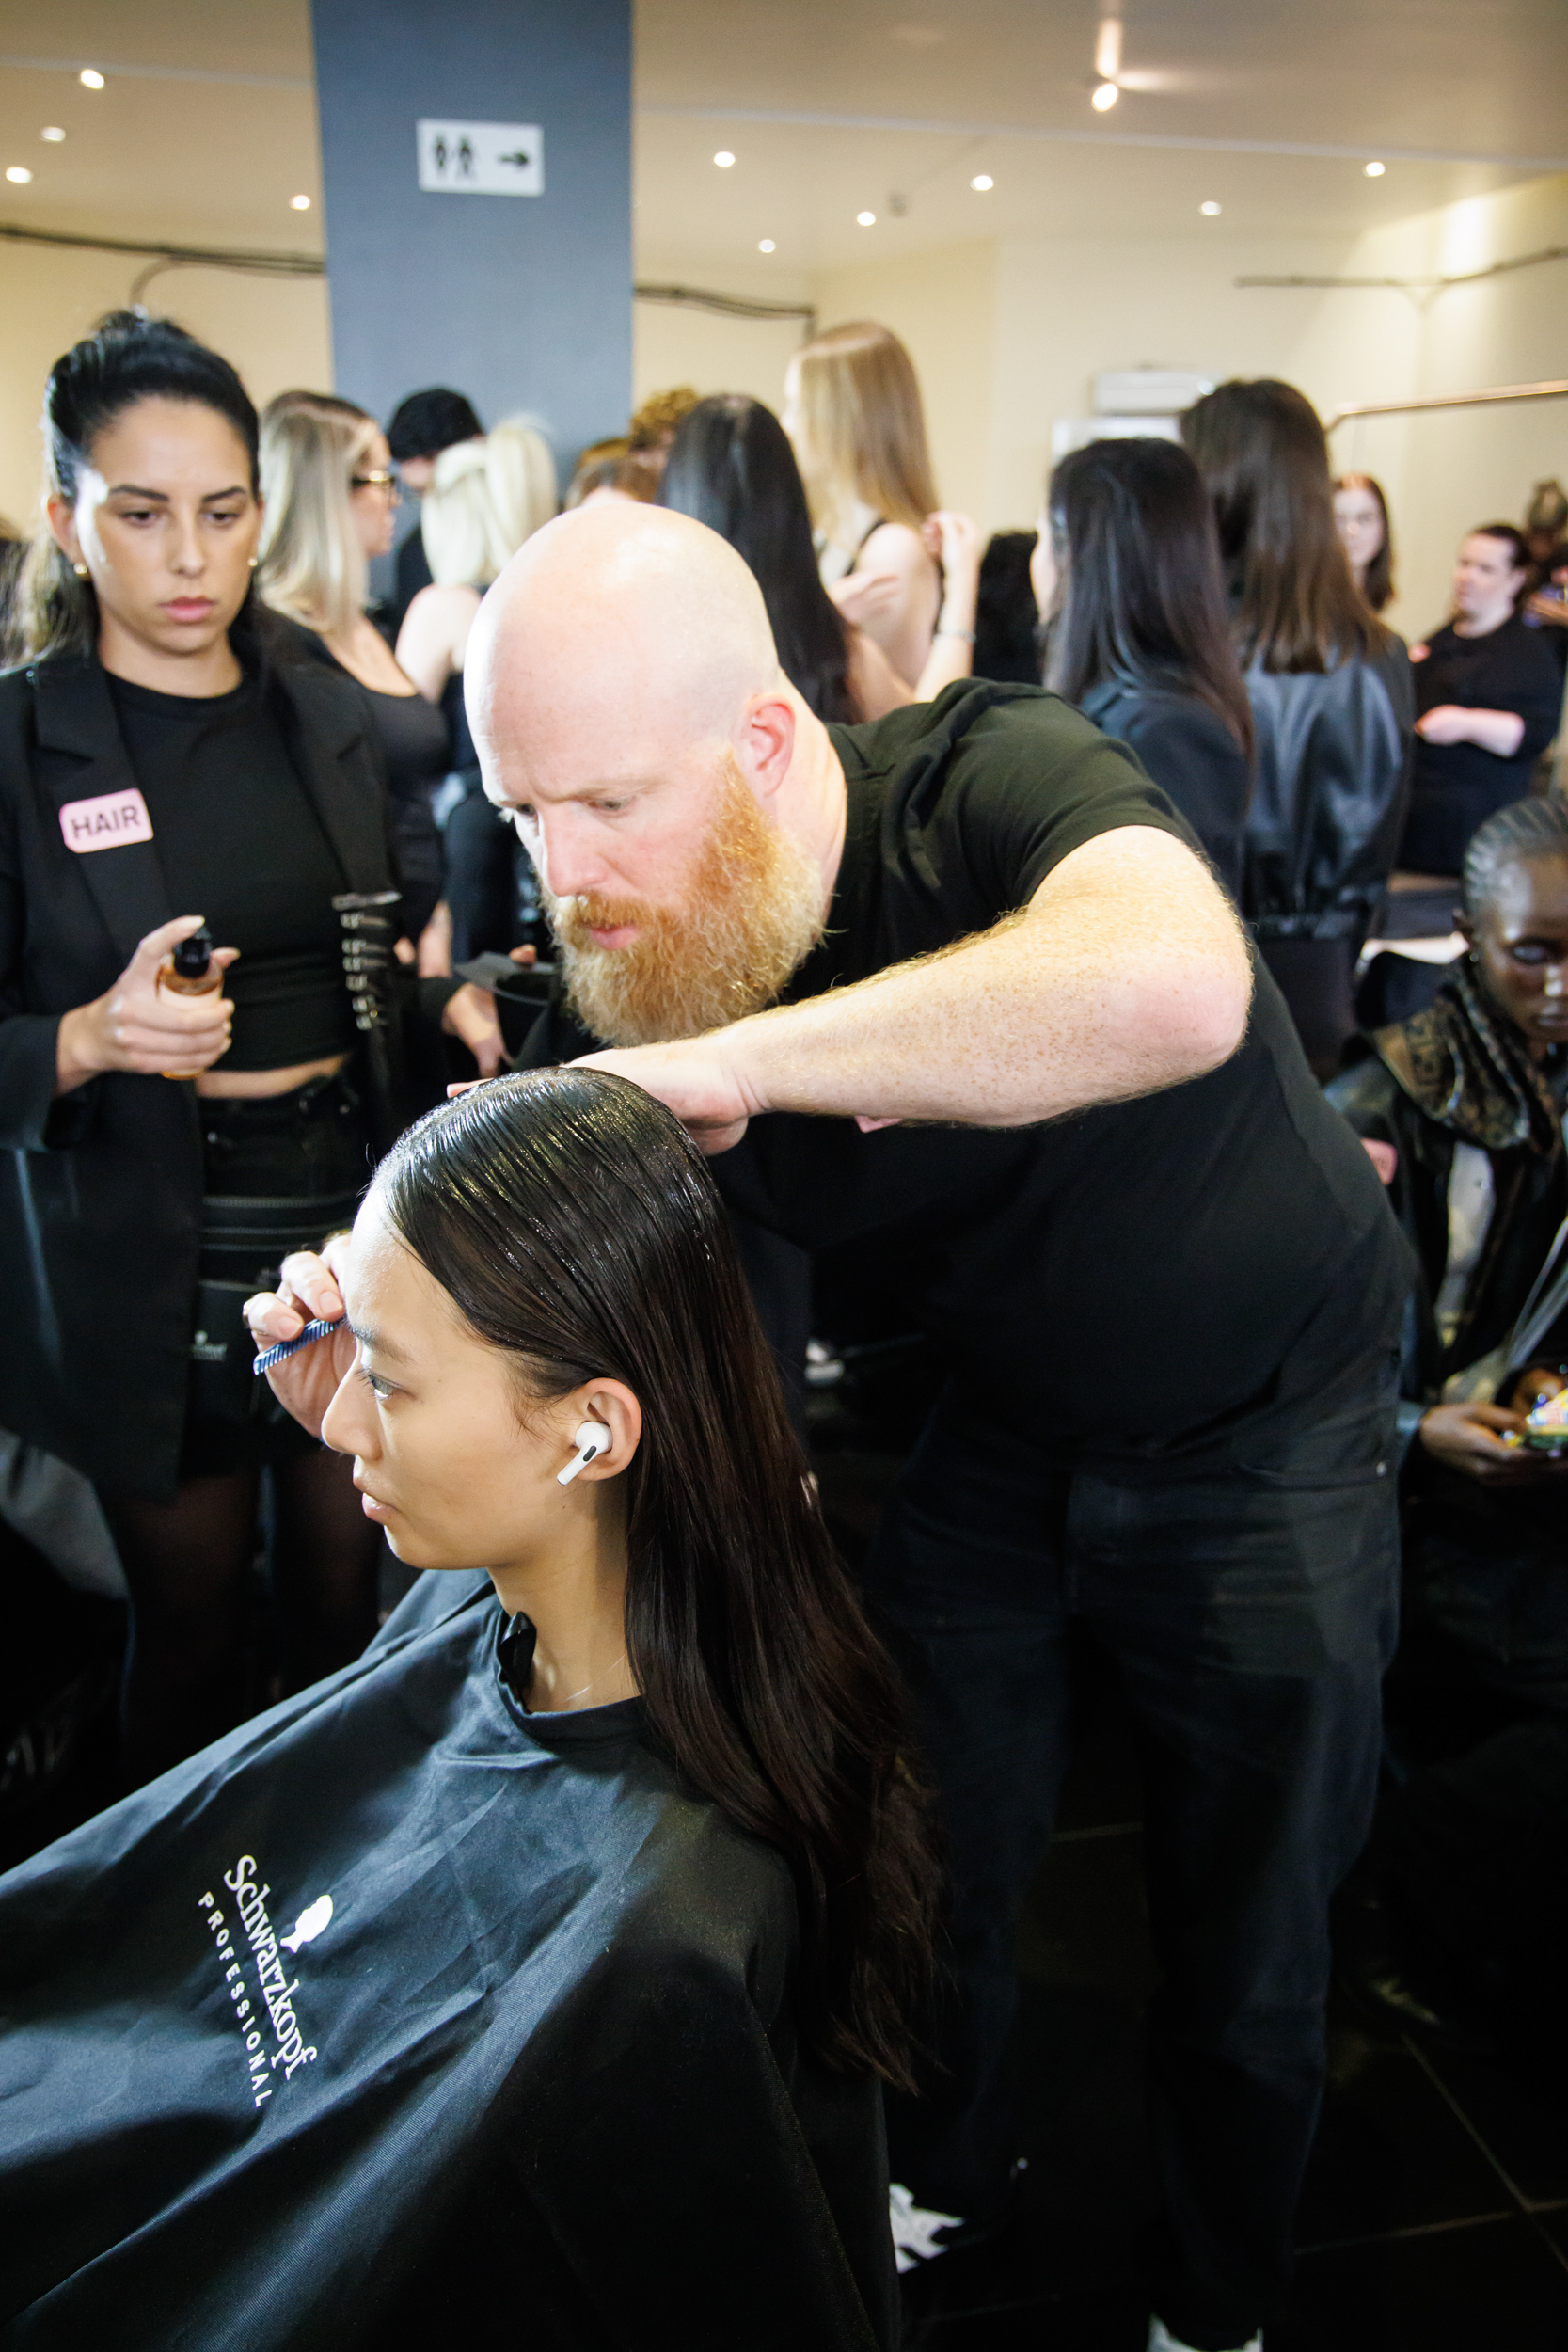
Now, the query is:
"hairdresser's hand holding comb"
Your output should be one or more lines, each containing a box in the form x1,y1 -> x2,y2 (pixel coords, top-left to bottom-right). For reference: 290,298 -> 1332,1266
245,1240 -> 356,1439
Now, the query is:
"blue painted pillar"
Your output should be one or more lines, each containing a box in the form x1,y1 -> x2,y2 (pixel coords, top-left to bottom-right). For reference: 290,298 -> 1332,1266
309,0 -> 631,471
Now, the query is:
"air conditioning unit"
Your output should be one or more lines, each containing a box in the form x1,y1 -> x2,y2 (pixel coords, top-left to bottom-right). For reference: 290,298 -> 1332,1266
1051,366 -> 1214,464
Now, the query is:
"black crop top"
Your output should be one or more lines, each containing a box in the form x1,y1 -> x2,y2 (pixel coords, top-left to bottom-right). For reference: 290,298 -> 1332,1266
107,670 -> 356,1072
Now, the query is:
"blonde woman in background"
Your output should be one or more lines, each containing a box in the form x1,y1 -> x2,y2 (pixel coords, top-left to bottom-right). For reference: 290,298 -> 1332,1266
783,320 -> 978,691
395,417 -> 558,716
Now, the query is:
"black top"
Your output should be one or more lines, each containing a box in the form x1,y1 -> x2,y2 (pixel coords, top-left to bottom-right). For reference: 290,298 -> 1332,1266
0,1569 -> 895,2352
1401,616 -> 1562,876
393,520 -> 434,632
1078,677 -> 1247,900
106,671 -> 355,1071
525,683 -> 1413,1464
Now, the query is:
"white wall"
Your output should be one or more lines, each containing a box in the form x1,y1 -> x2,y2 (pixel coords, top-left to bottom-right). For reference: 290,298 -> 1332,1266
0,246 -> 332,534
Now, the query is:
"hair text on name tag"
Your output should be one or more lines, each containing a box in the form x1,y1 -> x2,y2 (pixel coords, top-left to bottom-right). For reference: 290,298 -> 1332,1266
58,788 -> 155,852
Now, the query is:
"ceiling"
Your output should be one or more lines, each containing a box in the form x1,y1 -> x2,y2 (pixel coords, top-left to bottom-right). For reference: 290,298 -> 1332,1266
0,0 -> 1562,278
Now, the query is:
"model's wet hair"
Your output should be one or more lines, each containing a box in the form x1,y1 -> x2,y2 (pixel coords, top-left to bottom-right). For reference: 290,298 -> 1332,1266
19,310 -> 260,661
1046,436 -> 1253,756
1182,377 -> 1387,675
1462,796 -> 1568,919
658,393 -> 855,723
375,1067 -> 937,2088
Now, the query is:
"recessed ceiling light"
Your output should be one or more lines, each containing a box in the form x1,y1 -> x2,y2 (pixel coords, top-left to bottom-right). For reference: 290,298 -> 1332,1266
971,173 -> 994,191
1364,160 -> 1386,178
79,68 -> 104,89
40,127 -> 66,143
290,194 -> 311,211
6,167 -> 32,184
758,238 -> 775,252
856,210 -> 877,227
1200,199 -> 1221,215
713,150 -> 735,168
1091,80 -> 1118,111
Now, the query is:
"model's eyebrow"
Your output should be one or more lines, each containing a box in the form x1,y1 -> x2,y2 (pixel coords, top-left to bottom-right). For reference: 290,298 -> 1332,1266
348,1321 -> 407,1363
104,482 -> 250,502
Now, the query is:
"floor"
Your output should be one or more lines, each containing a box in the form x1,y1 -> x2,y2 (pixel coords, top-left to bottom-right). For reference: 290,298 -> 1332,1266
813,1425 -> 1568,2352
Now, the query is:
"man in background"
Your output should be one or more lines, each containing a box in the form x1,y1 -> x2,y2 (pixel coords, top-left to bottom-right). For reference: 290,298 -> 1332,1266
386,386 -> 484,627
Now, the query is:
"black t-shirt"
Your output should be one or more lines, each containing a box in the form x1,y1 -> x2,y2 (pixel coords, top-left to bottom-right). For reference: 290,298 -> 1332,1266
521,685 -> 1410,1462
1402,617 -> 1561,872
718,684 -> 1412,1461
108,671 -> 354,1071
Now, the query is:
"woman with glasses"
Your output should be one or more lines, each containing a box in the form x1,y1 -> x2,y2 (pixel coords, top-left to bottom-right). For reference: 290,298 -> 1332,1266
257,394 -> 455,963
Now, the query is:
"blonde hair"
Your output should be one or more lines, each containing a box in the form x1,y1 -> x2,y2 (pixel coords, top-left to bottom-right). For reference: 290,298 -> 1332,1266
256,392 -> 377,640
420,416 -> 558,586
789,321 -> 938,546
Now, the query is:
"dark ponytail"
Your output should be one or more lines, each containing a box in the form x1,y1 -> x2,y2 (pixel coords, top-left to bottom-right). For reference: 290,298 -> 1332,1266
377,1067 -> 938,2090
19,310 -> 260,661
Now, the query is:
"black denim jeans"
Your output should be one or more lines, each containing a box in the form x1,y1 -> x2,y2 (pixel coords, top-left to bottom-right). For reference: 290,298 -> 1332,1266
865,1350 -> 1400,2350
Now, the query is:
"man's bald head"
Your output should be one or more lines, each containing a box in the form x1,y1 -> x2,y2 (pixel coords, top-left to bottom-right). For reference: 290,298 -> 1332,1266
467,499 -> 784,781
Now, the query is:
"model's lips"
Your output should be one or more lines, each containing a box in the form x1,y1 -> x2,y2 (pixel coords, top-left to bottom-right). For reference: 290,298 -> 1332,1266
163,597 -> 215,624
354,1479 -> 393,1521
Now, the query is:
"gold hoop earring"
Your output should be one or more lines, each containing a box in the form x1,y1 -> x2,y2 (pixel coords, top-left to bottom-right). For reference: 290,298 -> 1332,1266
72,562 -> 88,580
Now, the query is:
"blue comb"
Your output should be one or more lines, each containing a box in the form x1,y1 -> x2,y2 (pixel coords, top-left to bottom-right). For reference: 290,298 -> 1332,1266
251,1317 -> 342,1377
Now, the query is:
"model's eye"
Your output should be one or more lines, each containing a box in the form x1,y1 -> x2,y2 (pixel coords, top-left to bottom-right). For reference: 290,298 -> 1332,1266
1511,943 -> 1551,965
360,1365 -> 396,1399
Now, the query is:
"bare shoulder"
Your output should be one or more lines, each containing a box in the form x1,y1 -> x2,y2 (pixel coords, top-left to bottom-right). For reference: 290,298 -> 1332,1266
856,520 -> 931,580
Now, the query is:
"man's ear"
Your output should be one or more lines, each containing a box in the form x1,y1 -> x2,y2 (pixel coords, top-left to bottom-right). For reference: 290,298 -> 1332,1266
737,691 -> 797,807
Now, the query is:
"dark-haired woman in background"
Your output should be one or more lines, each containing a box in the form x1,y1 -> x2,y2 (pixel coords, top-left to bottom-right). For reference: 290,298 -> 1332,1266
657,391 -> 979,723
1184,377 -> 1415,1073
1036,437 -> 1250,900
1333,473 -> 1395,614
1,1068 -> 936,2351
1399,523 -> 1562,881
0,314 -> 488,1784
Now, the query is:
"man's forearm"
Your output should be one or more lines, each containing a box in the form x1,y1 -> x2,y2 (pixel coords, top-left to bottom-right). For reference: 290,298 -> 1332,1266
725,827 -> 1251,1129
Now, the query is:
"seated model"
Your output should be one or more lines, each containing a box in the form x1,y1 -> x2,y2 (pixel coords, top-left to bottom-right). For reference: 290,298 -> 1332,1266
0,1069 -> 932,2352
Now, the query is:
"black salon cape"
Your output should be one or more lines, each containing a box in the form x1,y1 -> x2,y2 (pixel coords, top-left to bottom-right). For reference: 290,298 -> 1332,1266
0,1572 -> 895,2352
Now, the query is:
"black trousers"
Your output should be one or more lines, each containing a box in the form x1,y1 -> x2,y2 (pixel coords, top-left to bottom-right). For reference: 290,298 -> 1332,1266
866,1352 -> 1399,2350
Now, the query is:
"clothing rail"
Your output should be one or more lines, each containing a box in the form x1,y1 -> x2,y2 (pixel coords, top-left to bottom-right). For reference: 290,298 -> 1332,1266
1325,378 -> 1568,430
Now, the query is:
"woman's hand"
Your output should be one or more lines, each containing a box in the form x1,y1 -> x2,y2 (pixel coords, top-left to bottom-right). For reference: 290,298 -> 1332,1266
55,914 -> 238,1096
442,981 -> 507,1077
1418,1399 -> 1536,1481
828,569 -> 901,629
923,509 -> 982,594
244,1241 -> 357,1439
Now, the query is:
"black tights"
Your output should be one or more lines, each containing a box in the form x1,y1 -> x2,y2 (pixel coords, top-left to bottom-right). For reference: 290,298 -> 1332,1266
102,1446 -> 381,1788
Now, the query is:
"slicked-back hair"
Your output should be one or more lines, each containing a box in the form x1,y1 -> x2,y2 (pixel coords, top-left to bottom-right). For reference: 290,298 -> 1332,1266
376,1068 -> 938,2088
1462,795 -> 1568,918
19,310 -> 260,661
1046,436 -> 1253,755
657,394 -> 856,722
1182,378 -> 1387,675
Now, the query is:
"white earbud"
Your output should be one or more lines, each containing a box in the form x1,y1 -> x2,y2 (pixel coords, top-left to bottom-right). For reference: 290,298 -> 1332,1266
557,1421 -> 611,1486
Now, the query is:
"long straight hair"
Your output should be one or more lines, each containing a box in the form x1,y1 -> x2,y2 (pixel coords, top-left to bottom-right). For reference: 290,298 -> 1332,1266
377,1069 -> 938,2088
1045,437 -> 1253,754
1334,471 -> 1394,613
790,320 -> 939,547
18,310 -> 261,662
256,392 -> 377,641
420,416 -> 558,588
1182,378 -> 1387,674
657,394 -> 856,723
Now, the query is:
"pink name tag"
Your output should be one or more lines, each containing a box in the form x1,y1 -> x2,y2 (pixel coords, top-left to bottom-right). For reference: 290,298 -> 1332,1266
58,788 -> 155,853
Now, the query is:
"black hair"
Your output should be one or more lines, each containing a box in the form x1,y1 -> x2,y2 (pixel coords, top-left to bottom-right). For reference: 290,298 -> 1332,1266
21,310 -> 260,661
377,1067 -> 938,2087
1462,796 -> 1568,917
657,393 -> 857,723
1046,437 -> 1253,754
974,531 -> 1043,685
387,387 -> 483,462
1182,377 -> 1386,674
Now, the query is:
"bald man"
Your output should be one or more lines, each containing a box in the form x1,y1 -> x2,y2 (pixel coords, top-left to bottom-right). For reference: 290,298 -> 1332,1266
467,503 -> 1413,2352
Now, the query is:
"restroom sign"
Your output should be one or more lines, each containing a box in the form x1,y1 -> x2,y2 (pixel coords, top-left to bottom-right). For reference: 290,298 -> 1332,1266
417,120 -> 543,196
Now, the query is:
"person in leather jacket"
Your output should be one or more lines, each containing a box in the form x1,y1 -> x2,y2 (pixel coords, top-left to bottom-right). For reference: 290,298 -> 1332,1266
1327,795 -> 1568,1721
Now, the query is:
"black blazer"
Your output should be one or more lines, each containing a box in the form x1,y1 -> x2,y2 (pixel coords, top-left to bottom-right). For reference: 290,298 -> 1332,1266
0,648 -> 407,1499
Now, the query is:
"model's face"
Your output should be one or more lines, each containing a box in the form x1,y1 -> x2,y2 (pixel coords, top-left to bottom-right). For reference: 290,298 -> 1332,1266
319,1199 -> 632,1574
1334,486 -> 1385,574
48,396 -> 261,664
1453,533 -> 1525,630
348,426 -> 399,561
1463,854 -> 1568,1053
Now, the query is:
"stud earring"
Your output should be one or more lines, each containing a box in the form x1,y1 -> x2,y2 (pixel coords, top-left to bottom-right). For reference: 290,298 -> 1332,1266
72,562 -> 88,579
248,555 -> 259,570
